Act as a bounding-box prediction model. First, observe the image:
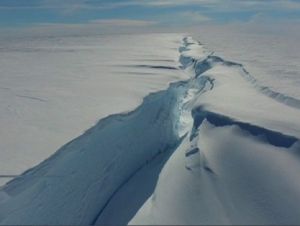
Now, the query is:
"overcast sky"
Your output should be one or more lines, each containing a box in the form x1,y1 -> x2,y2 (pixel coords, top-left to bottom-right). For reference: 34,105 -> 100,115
0,0 -> 300,34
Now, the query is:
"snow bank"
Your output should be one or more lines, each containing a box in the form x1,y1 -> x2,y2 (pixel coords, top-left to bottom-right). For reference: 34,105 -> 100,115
131,37 -> 300,225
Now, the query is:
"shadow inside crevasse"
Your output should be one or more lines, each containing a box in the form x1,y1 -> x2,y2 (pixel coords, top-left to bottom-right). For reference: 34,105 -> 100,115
93,136 -> 184,226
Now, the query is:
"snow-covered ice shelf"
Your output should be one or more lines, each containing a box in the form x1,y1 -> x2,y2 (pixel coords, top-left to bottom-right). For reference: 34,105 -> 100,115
0,33 -> 185,186
0,34 -> 300,225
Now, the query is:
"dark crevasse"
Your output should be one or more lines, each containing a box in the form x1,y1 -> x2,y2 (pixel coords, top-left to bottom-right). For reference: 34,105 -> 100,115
191,107 -> 298,148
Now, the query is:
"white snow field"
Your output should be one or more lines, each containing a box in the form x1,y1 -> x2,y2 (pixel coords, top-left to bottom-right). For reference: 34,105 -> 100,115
191,26 -> 300,101
0,33 -> 185,186
0,34 -> 300,225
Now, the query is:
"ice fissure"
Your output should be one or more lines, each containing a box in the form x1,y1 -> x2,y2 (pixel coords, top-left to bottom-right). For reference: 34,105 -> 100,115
0,36 -> 299,225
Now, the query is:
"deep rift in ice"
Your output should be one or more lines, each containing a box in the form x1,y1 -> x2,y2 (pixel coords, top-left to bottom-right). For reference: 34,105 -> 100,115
0,36 -> 300,225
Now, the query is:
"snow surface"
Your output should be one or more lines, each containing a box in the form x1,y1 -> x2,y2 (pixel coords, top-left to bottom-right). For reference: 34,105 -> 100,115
0,33 -> 184,185
192,26 -> 300,100
0,33 -> 300,225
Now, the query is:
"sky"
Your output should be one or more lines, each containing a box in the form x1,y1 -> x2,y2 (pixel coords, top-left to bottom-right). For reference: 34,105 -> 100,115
0,0 -> 300,34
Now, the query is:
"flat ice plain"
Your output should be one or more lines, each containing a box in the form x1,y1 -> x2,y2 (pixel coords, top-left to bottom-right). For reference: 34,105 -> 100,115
0,33 -> 299,225
0,33 -> 185,185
